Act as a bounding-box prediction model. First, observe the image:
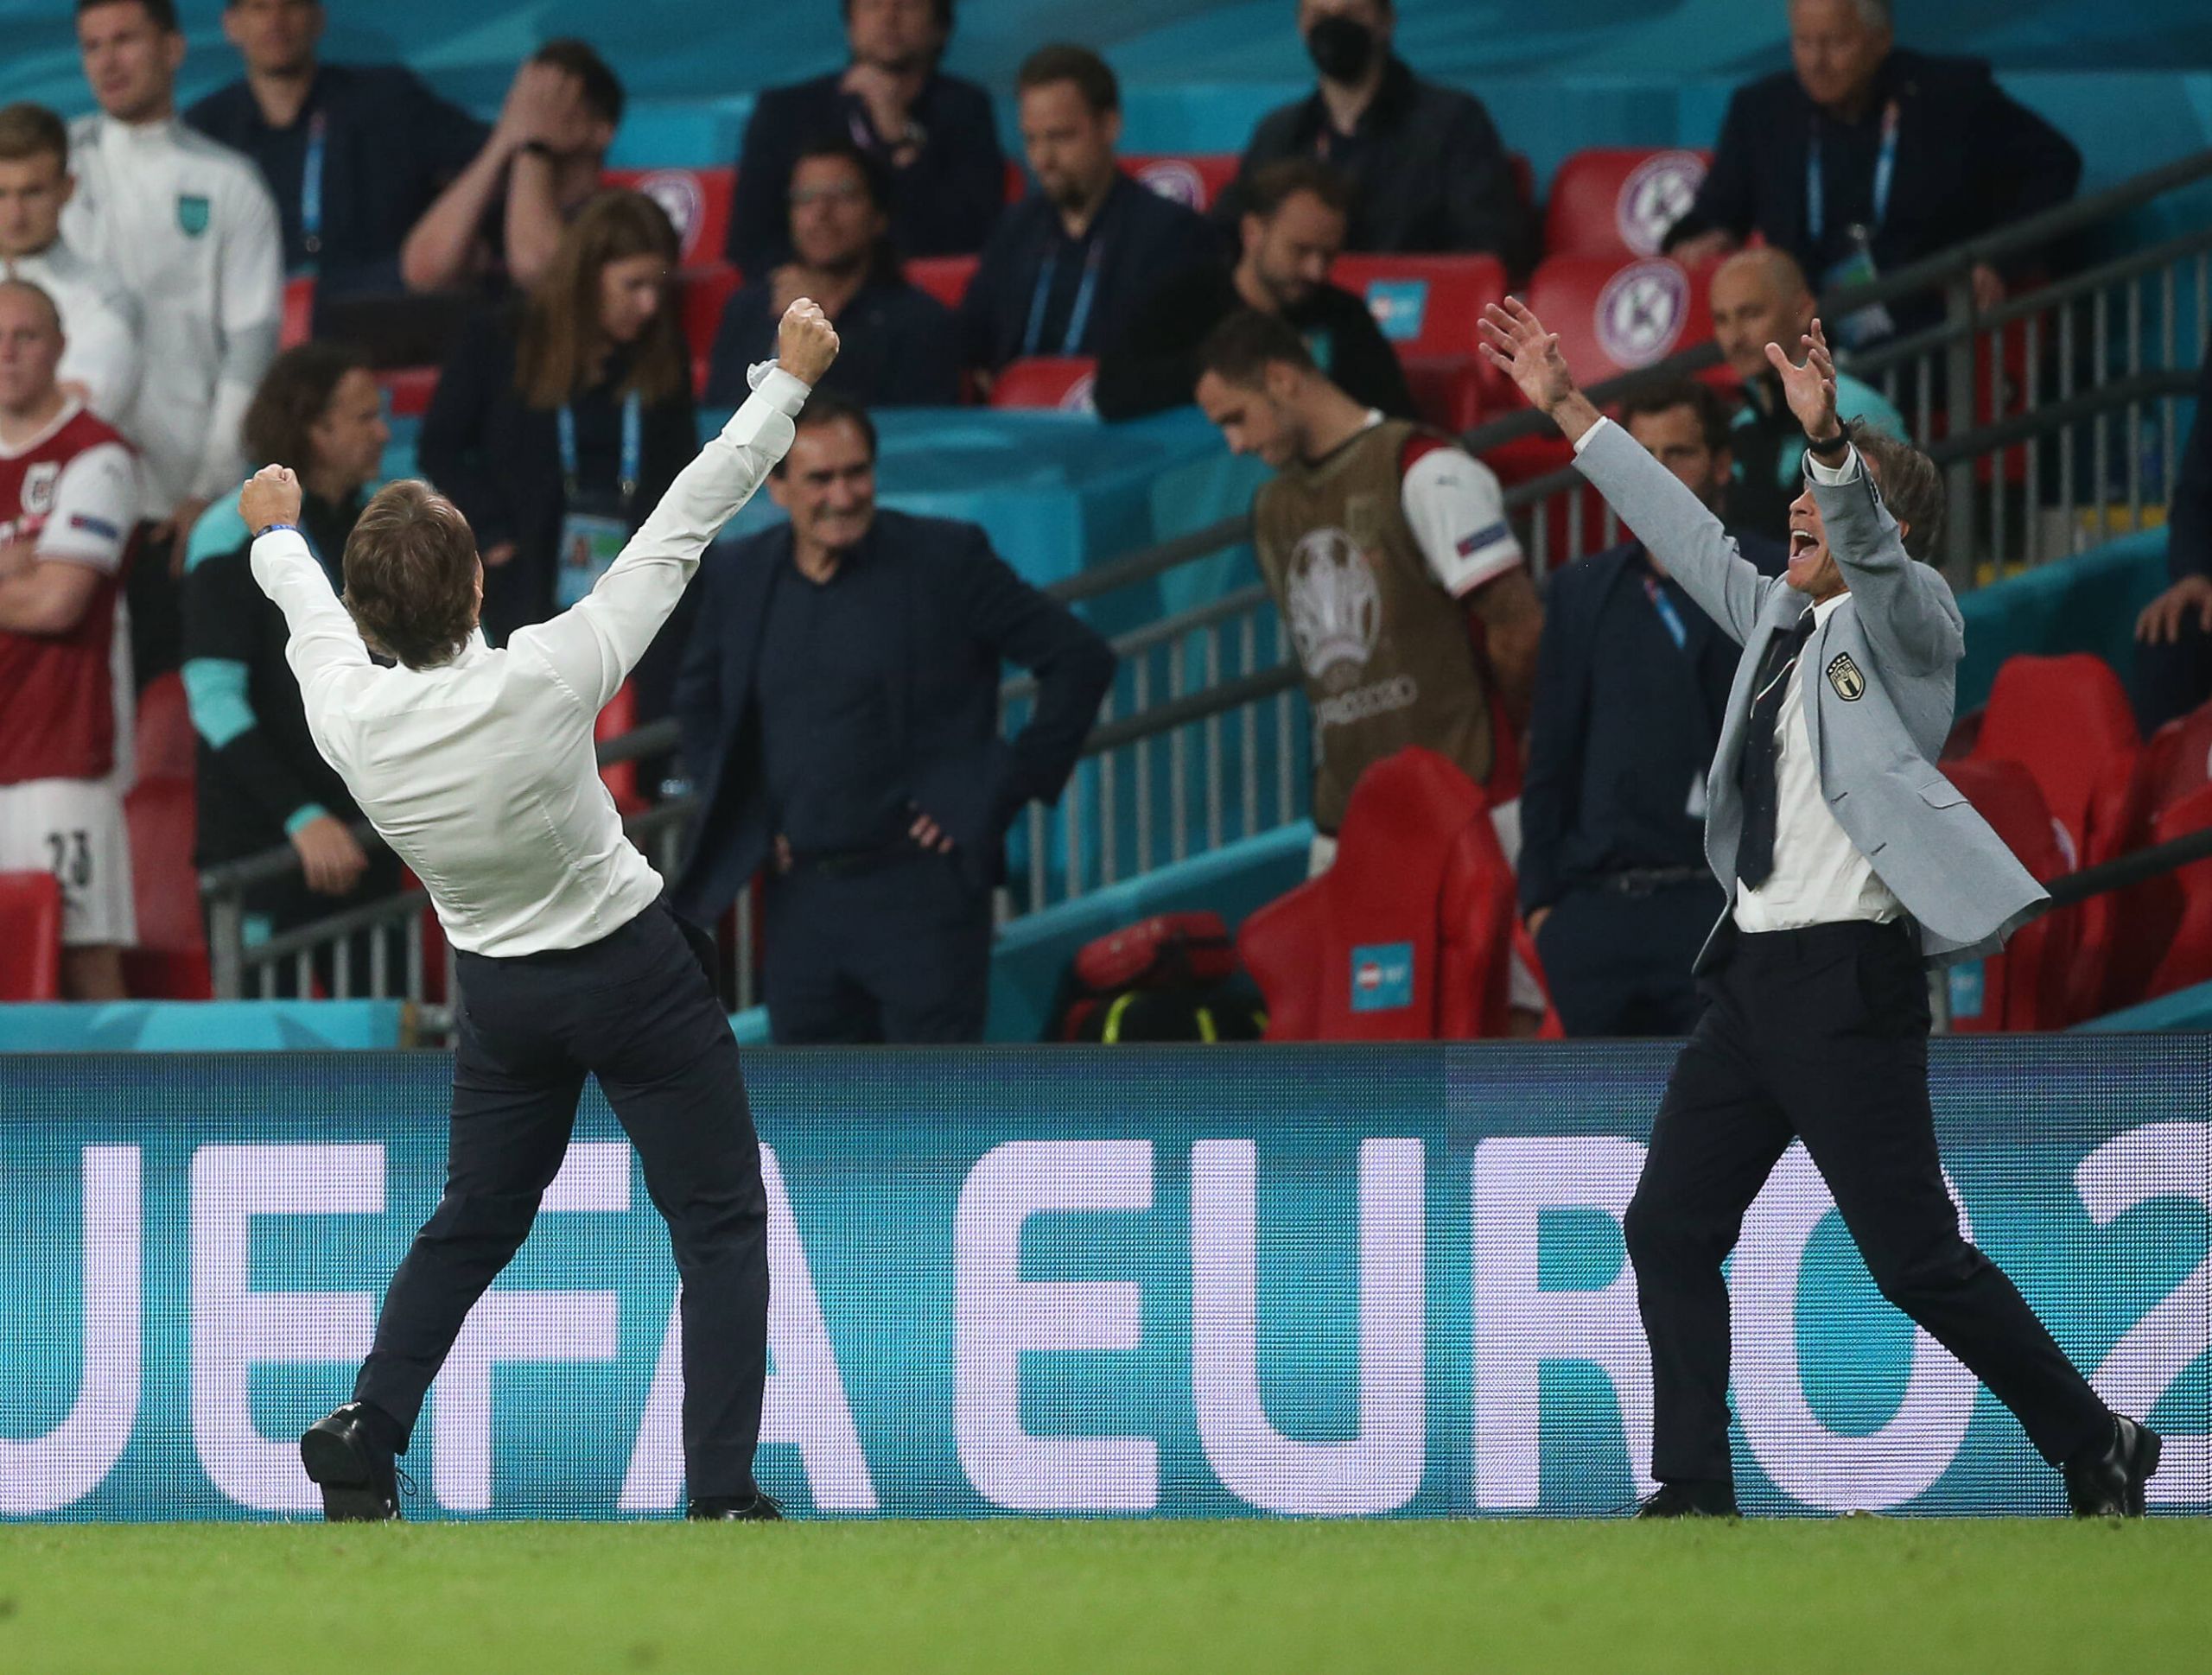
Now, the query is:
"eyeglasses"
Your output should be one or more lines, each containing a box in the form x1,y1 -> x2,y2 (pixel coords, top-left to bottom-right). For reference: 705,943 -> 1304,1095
790,184 -> 872,209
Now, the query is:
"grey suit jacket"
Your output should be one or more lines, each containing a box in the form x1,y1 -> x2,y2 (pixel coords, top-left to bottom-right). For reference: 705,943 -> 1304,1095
1573,420 -> 2046,969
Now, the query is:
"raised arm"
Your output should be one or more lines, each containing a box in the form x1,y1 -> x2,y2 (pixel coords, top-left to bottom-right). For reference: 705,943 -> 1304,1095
514,300 -> 840,714
1478,297 -> 1776,644
243,466 -> 372,745
1776,320 -> 1962,674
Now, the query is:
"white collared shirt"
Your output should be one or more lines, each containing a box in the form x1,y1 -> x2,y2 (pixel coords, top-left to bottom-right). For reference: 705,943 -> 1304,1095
251,367 -> 810,957
1732,441 -> 1903,931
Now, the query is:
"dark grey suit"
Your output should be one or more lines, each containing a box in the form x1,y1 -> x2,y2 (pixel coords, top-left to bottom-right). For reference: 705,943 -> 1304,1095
1573,420 -> 2113,1493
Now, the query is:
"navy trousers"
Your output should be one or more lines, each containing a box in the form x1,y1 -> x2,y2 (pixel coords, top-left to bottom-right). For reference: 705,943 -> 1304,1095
1623,917 -> 2112,1486
1535,876 -> 1722,1037
762,850 -> 993,1044
354,898 -> 770,1501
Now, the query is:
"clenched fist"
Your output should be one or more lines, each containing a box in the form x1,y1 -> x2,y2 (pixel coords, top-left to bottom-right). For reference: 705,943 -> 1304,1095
777,298 -> 841,386
240,464 -> 302,535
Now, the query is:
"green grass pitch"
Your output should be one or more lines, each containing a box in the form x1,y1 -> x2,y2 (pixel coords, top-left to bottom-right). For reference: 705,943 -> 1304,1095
2,1520 -> 2206,1674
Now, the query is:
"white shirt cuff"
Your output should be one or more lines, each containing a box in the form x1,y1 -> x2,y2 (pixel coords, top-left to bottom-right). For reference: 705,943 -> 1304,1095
1571,416 -> 1612,456
741,362 -> 813,420
1804,439 -> 1862,485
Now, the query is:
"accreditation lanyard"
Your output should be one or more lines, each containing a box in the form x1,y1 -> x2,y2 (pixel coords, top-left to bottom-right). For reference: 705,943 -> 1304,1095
1021,235 -> 1105,358
1643,574 -> 1690,651
1806,98 -> 1899,245
557,391 -> 643,511
296,109 -> 327,273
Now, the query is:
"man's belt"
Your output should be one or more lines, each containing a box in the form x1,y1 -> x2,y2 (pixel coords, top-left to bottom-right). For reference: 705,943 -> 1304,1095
1592,866 -> 1708,896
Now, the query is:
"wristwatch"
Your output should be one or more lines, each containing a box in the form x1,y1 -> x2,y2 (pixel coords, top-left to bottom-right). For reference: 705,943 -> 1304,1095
1807,429 -> 1852,466
255,521 -> 302,539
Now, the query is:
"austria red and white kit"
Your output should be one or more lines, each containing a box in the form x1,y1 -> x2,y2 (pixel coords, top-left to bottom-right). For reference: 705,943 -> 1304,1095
0,400 -> 140,945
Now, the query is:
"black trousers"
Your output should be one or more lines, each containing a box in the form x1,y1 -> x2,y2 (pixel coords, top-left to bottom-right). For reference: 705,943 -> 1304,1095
2133,616 -> 2212,733
354,897 -> 770,1500
1535,876 -> 1722,1037
762,850 -> 993,1044
1623,917 -> 2111,1486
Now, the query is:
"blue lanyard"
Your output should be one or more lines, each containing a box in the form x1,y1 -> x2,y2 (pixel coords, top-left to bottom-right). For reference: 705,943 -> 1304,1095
556,391 -> 642,509
1022,236 -> 1104,358
1643,574 -> 1689,651
297,109 -> 327,270
1807,98 -> 1898,244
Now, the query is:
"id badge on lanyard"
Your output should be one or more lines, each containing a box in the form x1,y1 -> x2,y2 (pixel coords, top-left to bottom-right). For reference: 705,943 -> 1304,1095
1809,100 -> 1900,348
554,393 -> 641,609
293,110 -> 327,277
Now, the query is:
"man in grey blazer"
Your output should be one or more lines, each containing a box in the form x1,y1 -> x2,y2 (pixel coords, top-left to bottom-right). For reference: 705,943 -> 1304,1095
1480,297 -> 2159,1520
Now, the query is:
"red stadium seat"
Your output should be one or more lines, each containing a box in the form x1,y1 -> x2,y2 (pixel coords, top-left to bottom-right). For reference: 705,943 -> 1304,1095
906,254 -> 979,311
1332,253 -> 1505,360
1402,357 -> 1483,434
1004,159 -> 1028,205
1544,148 -> 1713,261
1968,654 -> 2145,1018
596,680 -> 646,815
378,365 -> 440,418
1520,252 -> 1715,391
2139,699 -> 2212,815
1125,154 -> 1239,213
677,262 -> 742,396
2096,700 -> 2212,1011
1939,758 -> 2076,1031
121,777 -> 213,999
602,166 -> 736,268
0,870 -> 63,1001
1236,747 -> 1553,1040
134,671 -> 196,785
989,357 -> 1097,412
2137,784 -> 2212,1001
281,275 -> 316,349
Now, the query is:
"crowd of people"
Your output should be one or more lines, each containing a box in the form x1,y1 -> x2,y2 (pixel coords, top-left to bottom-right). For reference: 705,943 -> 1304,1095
2,0 -> 2179,1049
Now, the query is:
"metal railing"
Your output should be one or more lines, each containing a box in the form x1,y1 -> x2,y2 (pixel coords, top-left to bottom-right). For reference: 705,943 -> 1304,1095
200,149 -> 2212,1012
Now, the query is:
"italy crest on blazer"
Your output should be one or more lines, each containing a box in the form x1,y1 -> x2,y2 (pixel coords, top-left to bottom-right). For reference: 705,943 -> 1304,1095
177,194 -> 211,237
1827,651 -> 1866,701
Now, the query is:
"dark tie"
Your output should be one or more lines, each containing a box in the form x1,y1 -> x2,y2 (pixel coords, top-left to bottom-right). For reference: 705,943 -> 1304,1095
1735,609 -> 1816,891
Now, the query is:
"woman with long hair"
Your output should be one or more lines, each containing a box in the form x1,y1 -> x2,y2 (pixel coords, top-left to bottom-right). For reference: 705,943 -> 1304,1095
420,189 -> 696,649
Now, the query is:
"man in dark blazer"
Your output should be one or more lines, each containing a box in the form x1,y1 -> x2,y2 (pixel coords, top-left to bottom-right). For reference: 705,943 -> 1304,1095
1220,0 -> 1529,266
673,392 -> 1115,1043
959,45 -> 1218,377
1484,295 -> 2158,1520
2133,343 -> 2212,729
1664,0 -> 2079,336
1521,381 -> 1784,1037
727,0 -> 1003,273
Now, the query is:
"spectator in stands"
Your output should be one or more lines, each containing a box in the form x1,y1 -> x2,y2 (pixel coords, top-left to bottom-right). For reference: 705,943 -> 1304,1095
730,0 -> 1002,275
0,279 -> 143,999
1521,381 -> 1786,1037
706,138 -> 959,409
1710,248 -> 1907,541
186,0 -> 486,302
960,46 -> 1218,378
1096,157 -> 1414,422
0,104 -> 141,429
1195,310 -> 1540,860
1663,0 -> 2080,339
2134,346 -> 2212,730
68,0 -> 283,688
672,391 -> 1114,1044
181,342 -> 397,979
401,39 -> 622,295
1222,0 -> 1529,266
418,191 -> 696,663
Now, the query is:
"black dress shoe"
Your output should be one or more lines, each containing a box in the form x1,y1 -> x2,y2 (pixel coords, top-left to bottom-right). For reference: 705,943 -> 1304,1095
687,1489 -> 785,1521
2064,1415 -> 2161,1517
300,1403 -> 404,1523
1633,1480 -> 1740,1519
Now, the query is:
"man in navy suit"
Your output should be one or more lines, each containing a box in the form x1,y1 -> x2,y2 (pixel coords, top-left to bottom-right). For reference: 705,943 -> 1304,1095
1521,380 -> 1784,1037
672,391 -> 1114,1043
1663,0 -> 2079,338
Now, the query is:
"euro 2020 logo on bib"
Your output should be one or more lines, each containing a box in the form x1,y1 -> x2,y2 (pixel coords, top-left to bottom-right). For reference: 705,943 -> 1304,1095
1595,258 -> 1691,369
636,170 -> 707,263
1615,151 -> 1708,257
1134,158 -> 1205,210
1284,527 -> 1381,689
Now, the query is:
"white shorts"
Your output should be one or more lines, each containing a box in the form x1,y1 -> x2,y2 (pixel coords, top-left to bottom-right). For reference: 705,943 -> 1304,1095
0,777 -> 137,948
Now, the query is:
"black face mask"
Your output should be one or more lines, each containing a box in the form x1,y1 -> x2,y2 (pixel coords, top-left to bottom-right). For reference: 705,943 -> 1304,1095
1306,15 -> 1376,83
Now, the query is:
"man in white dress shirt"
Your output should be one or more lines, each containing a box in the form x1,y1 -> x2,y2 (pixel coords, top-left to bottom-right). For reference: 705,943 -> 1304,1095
68,0 -> 283,682
247,298 -> 840,1523
0,102 -> 142,428
1481,297 -> 2158,1520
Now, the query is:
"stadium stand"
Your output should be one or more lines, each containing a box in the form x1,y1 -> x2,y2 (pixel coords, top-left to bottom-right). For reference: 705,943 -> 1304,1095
0,871 -> 63,1001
